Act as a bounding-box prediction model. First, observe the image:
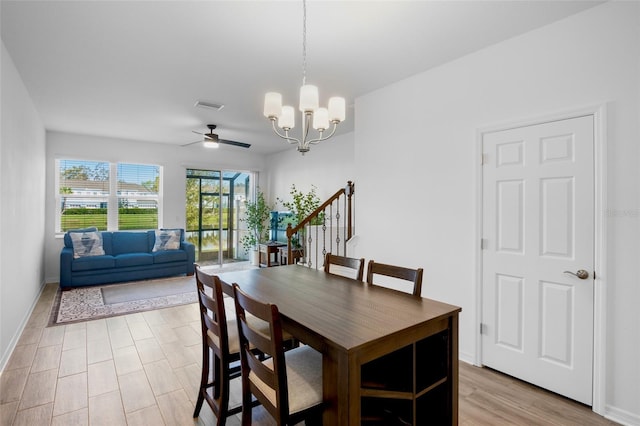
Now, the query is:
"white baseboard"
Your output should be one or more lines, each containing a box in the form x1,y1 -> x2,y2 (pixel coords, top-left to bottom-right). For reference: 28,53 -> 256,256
45,276 -> 59,284
459,350 -> 475,366
0,280 -> 47,372
604,405 -> 640,426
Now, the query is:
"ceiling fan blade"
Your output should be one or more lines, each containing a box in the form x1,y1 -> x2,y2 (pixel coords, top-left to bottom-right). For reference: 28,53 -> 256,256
181,140 -> 203,147
192,130 -> 217,139
219,139 -> 251,149
189,126 -> 249,148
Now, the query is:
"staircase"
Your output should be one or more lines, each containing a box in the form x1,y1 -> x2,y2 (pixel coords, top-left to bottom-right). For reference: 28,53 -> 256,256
283,181 -> 355,269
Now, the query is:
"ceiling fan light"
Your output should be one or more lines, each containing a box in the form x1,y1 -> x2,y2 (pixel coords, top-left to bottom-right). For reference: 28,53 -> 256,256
203,141 -> 219,148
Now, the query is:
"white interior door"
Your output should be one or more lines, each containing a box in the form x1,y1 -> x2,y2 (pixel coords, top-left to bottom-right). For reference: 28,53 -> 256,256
481,115 -> 594,405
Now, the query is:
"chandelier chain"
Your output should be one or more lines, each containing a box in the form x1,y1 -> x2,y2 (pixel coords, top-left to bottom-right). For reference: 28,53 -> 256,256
302,0 -> 307,86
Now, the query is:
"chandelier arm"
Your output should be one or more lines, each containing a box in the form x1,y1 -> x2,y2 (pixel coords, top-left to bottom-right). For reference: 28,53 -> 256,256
270,119 -> 300,145
306,122 -> 339,145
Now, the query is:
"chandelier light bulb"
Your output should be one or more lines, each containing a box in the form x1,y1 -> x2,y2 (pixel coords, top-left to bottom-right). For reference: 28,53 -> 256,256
299,84 -> 319,112
264,92 -> 282,118
328,97 -> 346,122
312,108 -> 329,131
278,106 -> 295,130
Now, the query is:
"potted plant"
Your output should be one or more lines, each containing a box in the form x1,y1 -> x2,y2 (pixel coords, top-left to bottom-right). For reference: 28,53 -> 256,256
277,184 -> 323,260
240,189 -> 273,265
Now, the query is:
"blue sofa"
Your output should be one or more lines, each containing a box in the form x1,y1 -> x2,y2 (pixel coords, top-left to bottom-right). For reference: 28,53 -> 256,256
60,229 -> 195,288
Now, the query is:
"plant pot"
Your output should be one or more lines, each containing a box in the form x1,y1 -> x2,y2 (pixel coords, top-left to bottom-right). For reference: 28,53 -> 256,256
250,249 -> 260,266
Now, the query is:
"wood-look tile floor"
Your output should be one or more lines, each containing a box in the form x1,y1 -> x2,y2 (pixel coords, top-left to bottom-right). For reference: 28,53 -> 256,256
0,282 -> 618,425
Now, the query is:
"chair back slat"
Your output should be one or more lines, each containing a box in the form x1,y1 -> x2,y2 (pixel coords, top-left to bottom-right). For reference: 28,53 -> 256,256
324,253 -> 365,281
366,260 -> 424,296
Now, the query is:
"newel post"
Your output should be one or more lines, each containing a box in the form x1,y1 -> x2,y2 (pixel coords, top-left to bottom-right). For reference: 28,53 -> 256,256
285,223 -> 293,265
346,181 -> 354,240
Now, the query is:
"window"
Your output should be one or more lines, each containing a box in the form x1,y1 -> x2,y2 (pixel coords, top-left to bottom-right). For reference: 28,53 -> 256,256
117,163 -> 160,230
56,160 -> 161,232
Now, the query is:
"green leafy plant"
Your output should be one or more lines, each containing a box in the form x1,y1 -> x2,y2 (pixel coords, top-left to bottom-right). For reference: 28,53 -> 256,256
240,189 -> 273,254
277,184 -> 324,247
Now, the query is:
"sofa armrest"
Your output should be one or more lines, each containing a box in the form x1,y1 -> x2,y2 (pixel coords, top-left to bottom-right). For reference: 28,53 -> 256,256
60,247 -> 74,287
181,241 -> 196,275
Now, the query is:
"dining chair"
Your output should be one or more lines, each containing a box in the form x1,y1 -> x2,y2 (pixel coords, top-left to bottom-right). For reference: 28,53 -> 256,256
233,283 -> 324,426
193,266 -> 245,425
366,260 -> 424,296
324,252 -> 365,281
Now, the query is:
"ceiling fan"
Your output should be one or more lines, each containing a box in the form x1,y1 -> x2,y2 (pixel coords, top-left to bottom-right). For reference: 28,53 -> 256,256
181,124 -> 251,149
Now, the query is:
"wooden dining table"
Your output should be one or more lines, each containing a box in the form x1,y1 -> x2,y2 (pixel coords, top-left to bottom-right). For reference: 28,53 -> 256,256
216,264 -> 461,425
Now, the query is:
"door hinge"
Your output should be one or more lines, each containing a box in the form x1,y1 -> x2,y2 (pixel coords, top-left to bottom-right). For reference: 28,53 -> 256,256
480,323 -> 488,335
481,238 -> 488,250
481,153 -> 487,165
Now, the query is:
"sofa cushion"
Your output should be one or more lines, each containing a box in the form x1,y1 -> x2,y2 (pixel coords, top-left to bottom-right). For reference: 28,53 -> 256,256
64,227 -> 98,248
152,229 -> 182,252
111,232 -> 151,255
69,230 -> 105,259
114,253 -> 154,268
153,249 -> 188,264
101,232 -> 113,255
71,255 -> 115,271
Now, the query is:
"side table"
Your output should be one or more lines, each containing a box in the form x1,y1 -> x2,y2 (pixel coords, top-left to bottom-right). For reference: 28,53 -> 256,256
259,242 -> 286,267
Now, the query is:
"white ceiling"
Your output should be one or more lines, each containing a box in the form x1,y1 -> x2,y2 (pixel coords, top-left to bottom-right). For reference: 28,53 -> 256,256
1,0 -> 603,155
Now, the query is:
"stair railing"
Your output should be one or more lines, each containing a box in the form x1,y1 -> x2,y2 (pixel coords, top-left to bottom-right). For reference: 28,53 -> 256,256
285,181 -> 355,268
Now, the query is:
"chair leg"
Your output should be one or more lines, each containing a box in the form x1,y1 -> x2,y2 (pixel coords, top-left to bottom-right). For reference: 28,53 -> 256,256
213,355 -> 221,399
301,406 -> 324,426
193,392 -> 205,418
305,415 -> 323,426
193,343 -> 209,417
215,360 -> 230,426
241,378 -> 253,426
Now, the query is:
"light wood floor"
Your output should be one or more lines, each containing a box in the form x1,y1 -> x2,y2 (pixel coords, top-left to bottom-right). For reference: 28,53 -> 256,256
0,282 -> 618,426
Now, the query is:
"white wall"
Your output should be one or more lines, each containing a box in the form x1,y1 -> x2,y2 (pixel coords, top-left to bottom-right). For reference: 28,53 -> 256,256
354,2 -> 638,423
0,42 -> 46,369
44,131 -> 266,283
263,131 -> 355,206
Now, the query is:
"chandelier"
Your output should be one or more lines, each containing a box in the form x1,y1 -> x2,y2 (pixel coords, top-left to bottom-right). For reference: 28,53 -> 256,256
263,0 -> 346,154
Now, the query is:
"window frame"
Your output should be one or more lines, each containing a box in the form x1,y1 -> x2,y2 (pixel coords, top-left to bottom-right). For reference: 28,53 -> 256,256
55,159 -> 163,233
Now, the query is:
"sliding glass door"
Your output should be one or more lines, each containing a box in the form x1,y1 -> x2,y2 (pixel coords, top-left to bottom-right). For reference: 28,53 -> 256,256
186,169 -> 252,266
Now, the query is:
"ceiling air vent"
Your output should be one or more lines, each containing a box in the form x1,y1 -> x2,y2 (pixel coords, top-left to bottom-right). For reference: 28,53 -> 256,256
194,100 -> 224,111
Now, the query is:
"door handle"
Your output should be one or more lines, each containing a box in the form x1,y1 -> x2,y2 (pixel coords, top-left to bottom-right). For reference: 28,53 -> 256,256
563,270 -> 590,280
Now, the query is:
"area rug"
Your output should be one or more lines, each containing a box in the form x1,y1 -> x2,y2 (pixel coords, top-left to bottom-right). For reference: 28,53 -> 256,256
47,262 -> 257,326
48,275 -> 198,326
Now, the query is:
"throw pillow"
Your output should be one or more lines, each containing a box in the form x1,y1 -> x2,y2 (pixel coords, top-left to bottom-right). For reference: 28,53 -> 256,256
69,230 -> 105,259
153,229 -> 181,252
